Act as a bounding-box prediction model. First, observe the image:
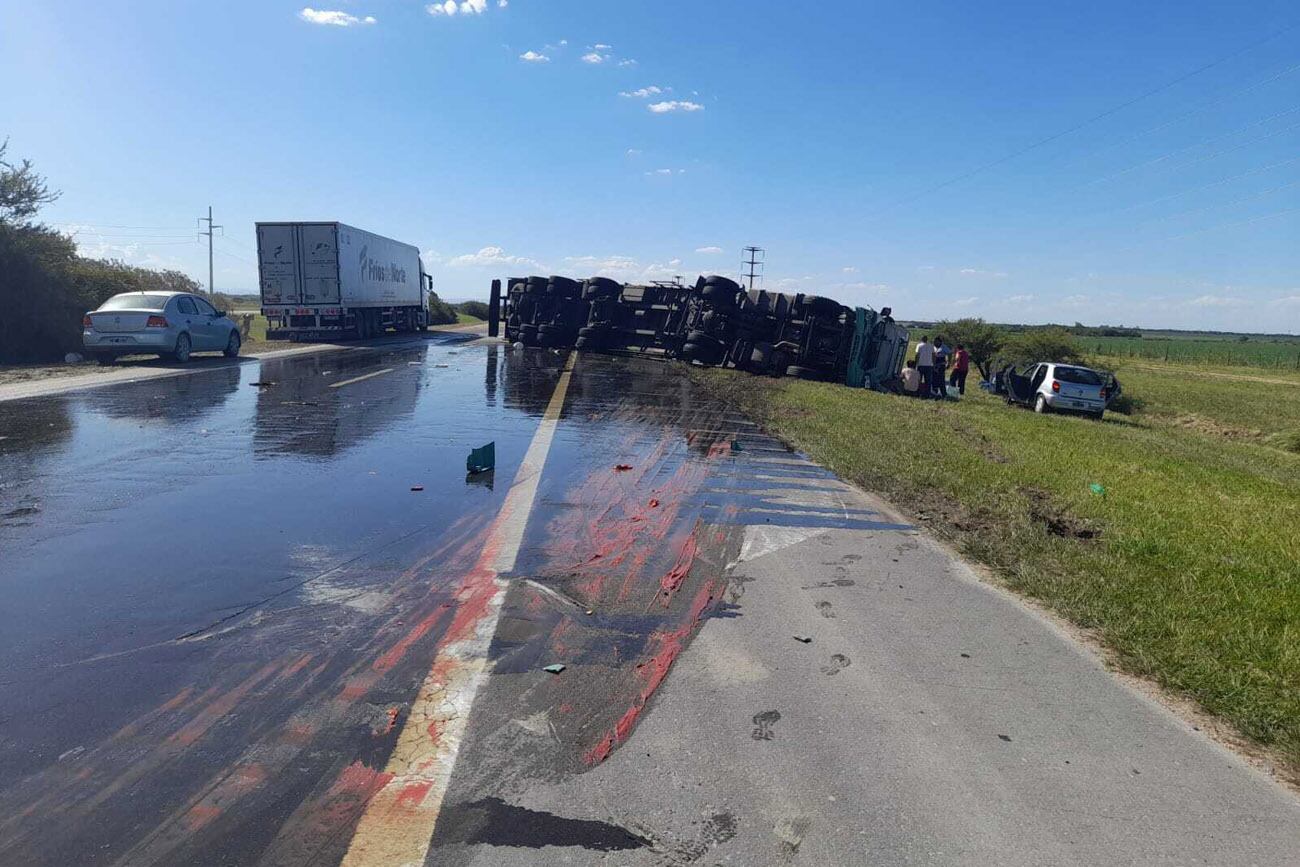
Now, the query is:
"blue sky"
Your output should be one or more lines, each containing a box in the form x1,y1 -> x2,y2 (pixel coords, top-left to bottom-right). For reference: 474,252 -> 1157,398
2,0 -> 1297,332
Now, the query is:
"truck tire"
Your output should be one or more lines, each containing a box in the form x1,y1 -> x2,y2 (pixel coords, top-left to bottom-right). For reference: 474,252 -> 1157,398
519,324 -> 539,346
524,276 -> 549,294
750,342 -> 773,369
548,276 -> 582,297
537,324 -> 568,347
802,295 -> 842,317
575,335 -> 603,351
700,283 -> 740,306
702,275 -> 741,293
785,365 -> 824,381
582,277 -> 622,300
685,330 -> 719,345
681,341 -> 723,366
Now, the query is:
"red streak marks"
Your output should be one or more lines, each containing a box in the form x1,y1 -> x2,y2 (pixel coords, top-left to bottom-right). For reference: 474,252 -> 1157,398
167,662 -> 280,748
648,498 -> 660,508
158,687 -> 194,713
281,653 -> 315,679
394,780 -> 433,809
380,707 -> 401,736
657,528 -> 699,604
585,581 -> 718,765
372,605 -> 448,674
284,721 -> 316,745
183,803 -> 222,832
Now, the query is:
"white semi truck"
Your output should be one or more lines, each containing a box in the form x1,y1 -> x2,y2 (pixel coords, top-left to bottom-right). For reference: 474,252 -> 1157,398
257,222 -> 432,340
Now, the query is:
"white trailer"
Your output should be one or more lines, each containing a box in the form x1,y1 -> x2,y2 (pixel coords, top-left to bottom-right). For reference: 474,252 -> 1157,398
257,222 -> 432,340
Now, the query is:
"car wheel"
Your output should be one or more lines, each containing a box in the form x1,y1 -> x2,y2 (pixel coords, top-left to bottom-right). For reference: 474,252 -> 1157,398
224,330 -> 241,358
1034,394 -> 1050,414
173,333 -> 192,363
1092,410 -> 1105,421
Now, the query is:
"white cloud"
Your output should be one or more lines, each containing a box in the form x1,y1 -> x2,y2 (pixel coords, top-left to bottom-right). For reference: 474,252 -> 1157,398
519,50 -> 549,62
1064,294 -> 1090,305
625,148 -> 642,157
299,8 -> 376,26
581,52 -> 608,64
428,0 -> 493,16
618,59 -> 638,67
958,267 -> 1008,278
446,245 -> 543,270
696,246 -> 724,254
645,168 -> 686,176
1275,294 -> 1300,306
619,85 -> 668,99
647,100 -> 704,114
953,297 -> 979,307
1189,294 -> 1244,308
842,266 -> 858,274
1006,294 -> 1035,303
592,43 -> 613,50
562,254 -> 687,282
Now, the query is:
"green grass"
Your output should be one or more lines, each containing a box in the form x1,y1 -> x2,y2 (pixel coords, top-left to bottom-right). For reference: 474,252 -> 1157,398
1089,335 -> 1300,369
455,311 -> 485,325
701,366 -> 1300,772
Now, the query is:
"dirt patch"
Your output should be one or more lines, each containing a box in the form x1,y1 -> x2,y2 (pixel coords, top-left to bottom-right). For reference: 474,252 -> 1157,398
1021,488 -> 1100,540
1171,414 -> 1266,443
0,363 -> 101,386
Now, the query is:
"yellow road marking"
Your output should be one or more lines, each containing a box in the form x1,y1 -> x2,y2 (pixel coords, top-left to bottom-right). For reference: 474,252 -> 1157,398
328,368 -> 395,389
339,356 -> 576,866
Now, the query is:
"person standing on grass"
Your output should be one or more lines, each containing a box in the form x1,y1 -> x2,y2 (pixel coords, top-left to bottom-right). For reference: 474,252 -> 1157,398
950,343 -> 970,395
932,336 -> 950,398
915,335 -> 935,399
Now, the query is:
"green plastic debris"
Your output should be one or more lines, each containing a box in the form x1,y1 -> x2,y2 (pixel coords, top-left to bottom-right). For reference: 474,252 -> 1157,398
467,441 -> 496,475
543,664 -> 567,674
1089,483 -> 1106,497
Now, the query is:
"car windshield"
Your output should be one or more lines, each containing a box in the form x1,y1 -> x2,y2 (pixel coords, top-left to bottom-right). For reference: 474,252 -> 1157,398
1054,366 -> 1103,385
98,293 -> 170,312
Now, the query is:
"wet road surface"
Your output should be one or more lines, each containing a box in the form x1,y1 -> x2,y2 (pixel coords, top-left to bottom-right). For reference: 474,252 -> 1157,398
2,337 -> 1298,865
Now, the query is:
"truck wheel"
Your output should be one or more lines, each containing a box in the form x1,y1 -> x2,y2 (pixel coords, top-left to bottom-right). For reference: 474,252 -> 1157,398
785,365 -> 823,381
700,283 -> 740,306
582,277 -> 622,300
519,325 -> 539,346
524,277 -> 549,294
750,342 -> 773,369
681,342 -> 723,366
702,275 -> 741,293
685,330 -> 718,345
802,296 -> 843,317
548,276 -> 582,297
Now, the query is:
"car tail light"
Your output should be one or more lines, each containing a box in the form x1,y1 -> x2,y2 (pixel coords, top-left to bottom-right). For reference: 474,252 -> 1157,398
146,315 -> 168,328
82,315 -> 92,328
1100,388 -> 1108,399
1051,380 -> 1060,392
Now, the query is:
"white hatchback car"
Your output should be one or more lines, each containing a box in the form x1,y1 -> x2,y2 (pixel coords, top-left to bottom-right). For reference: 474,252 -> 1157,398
1004,362 -> 1112,419
83,291 -> 241,365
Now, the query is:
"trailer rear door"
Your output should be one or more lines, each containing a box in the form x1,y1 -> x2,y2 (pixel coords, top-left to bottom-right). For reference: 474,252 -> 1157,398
258,224 -> 300,305
299,224 -> 341,305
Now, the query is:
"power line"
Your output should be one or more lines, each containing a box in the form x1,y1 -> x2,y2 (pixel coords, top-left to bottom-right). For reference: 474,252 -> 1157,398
1095,154 -> 1300,216
870,19 -> 1300,215
197,206 -> 222,297
1135,177 -> 1300,226
50,222 -> 193,230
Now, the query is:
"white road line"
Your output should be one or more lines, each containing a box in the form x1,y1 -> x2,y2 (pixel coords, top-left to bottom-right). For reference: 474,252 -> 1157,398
329,368 -> 395,389
339,356 -> 575,867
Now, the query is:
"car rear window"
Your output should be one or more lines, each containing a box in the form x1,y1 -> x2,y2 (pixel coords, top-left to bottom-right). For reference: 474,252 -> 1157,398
1054,366 -> 1103,385
99,293 -> 170,311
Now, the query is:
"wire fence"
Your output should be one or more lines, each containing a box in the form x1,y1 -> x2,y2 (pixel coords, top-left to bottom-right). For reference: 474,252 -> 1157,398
1090,337 -> 1300,369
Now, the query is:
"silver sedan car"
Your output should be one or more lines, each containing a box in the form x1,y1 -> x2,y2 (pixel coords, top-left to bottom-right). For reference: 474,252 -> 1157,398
83,291 -> 241,364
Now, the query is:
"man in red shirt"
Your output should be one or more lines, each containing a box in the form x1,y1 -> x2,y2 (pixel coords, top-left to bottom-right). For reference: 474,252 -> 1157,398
949,344 -> 971,395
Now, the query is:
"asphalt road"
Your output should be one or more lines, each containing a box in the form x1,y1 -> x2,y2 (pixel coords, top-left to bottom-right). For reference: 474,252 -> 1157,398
1,336 -> 1296,866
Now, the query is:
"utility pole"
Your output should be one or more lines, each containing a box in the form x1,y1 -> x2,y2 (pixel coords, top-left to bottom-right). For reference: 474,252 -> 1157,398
197,206 -> 222,296
742,246 -> 764,291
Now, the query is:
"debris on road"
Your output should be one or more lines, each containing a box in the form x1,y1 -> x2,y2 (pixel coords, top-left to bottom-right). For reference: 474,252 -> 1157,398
1090,483 -> 1107,496
543,664 -> 567,674
467,441 -> 496,474
793,635 -> 813,644
614,464 -> 633,472
249,381 -> 275,388
410,485 -> 425,492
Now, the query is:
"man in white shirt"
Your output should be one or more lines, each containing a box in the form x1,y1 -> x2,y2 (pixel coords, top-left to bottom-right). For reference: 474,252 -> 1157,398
915,335 -> 935,399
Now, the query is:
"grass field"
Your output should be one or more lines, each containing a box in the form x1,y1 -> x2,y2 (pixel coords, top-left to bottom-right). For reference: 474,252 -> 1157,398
700,357 -> 1300,775
1089,335 -> 1300,369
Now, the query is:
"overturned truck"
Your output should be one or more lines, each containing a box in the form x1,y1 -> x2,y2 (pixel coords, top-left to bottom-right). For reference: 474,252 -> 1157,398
487,274 -> 909,390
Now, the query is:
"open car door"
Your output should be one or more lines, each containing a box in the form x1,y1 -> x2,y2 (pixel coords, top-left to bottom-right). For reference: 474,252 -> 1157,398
1005,363 -> 1037,405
